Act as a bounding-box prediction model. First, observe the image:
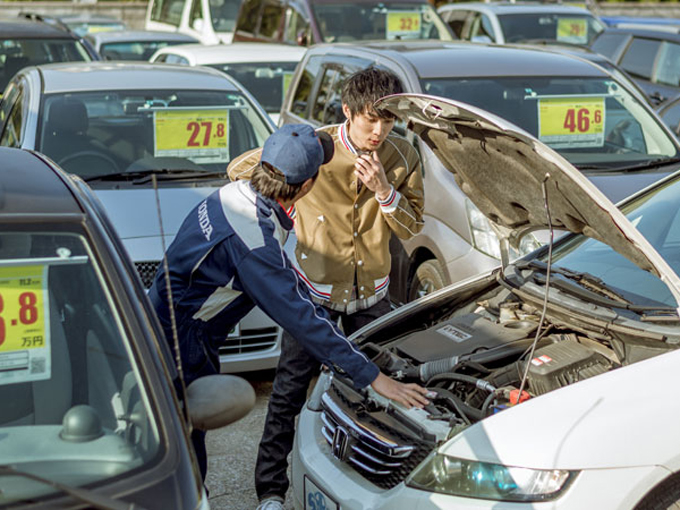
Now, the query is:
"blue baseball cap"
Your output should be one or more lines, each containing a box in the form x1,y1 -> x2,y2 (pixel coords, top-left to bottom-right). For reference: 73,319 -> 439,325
261,124 -> 334,184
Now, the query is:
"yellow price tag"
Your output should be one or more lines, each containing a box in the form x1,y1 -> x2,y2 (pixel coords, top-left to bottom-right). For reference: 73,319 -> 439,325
154,109 -> 230,163
387,11 -> 421,37
87,25 -> 120,34
0,265 -> 48,354
557,18 -> 588,44
539,97 -> 605,148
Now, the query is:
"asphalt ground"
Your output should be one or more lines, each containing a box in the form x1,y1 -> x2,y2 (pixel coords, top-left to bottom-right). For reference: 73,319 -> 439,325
205,369 -> 297,510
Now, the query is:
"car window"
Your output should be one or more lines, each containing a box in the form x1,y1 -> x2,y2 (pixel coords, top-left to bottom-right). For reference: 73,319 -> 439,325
0,231 -> 162,498
156,53 -> 190,64
210,0 -> 241,32
290,55 -> 322,117
590,32 -> 629,61
313,2 -> 448,43
312,66 -> 350,124
497,13 -> 604,45
659,98 -> 680,134
100,41 -> 182,61
149,0 -> 185,26
209,61 -> 298,114
284,6 -> 311,45
655,41 -> 680,87
189,0 -> 203,30
0,39 -> 91,92
37,90 -> 272,178
0,84 -> 24,148
236,0 -> 263,34
259,1 -> 284,39
469,13 -> 494,41
420,76 -> 678,168
440,9 -> 471,39
620,37 -> 662,80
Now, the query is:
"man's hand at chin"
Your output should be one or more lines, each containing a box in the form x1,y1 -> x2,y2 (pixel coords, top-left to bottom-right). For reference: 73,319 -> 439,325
370,372 -> 431,409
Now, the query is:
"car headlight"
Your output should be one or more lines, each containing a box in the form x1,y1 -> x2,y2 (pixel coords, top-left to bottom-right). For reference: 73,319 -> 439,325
406,453 -> 577,502
466,200 -> 542,260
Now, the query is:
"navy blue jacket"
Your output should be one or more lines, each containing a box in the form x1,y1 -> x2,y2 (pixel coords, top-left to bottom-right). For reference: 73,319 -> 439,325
148,180 -> 379,389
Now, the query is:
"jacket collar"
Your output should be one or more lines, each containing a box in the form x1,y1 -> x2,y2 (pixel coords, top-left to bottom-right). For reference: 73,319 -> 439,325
249,182 -> 294,231
339,120 -> 358,156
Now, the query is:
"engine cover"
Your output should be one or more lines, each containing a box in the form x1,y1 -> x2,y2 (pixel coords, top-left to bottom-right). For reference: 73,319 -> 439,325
527,338 -> 611,395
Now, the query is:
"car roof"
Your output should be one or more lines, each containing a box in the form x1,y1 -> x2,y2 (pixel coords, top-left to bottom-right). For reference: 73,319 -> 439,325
315,41 -> 607,79
0,19 -> 76,39
86,30 -> 198,44
34,61 -> 242,94
0,149 -> 82,216
438,2 -> 594,14
153,42 -> 307,64
597,27 -> 680,42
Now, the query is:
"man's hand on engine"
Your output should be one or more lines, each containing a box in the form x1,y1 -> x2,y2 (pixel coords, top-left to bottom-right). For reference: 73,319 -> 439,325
370,372 -> 431,409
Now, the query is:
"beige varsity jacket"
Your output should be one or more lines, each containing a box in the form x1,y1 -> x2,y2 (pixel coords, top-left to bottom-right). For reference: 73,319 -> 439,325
227,122 -> 424,313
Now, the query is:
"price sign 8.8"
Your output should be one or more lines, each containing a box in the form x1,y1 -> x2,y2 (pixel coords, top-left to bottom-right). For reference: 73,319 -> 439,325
538,96 -> 605,149
154,108 -> 230,164
0,263 -> 51,385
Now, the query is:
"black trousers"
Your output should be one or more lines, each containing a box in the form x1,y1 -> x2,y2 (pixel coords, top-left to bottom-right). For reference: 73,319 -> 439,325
254,296 -> 391,501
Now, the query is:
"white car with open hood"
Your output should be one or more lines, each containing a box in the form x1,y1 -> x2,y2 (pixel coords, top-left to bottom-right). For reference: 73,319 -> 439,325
291,94 -> 680,510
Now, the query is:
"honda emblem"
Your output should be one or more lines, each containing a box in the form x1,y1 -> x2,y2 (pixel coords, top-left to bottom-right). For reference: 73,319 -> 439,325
331,426 -> 350,461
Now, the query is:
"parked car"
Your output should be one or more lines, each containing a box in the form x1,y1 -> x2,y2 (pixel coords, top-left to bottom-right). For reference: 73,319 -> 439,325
232,0 -> 454,46
145,0 -> 241,44
292,93 -> 680,510
150,42 -> 305,124
0,146 -> 254,508
437,2 -> 605,45
590,27 -> 680,106
86,29 -> 198,61
0,61 -> 283,373
0,18 -> 98,96
279,41 -> 680,304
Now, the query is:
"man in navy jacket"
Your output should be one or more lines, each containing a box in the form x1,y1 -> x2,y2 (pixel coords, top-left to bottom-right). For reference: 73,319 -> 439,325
148,124 -> 430,481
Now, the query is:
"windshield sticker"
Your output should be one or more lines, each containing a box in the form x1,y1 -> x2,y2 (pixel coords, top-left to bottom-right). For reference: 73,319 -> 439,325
538,97 -> 605,148
556,18 -> 588,44
283,72 -> 294,103
0,264 -> 51,386
437,324 -> 472,343
154,109 -> 230,163
386,11 -> 421,39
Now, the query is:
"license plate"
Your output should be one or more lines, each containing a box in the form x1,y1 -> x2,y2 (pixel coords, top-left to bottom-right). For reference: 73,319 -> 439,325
304,475 -> 339,510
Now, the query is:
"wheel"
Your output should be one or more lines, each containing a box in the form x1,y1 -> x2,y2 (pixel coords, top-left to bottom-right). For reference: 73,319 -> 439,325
636,475 -> 680,510
408,259 -> 446,302
57,150 -> 119,178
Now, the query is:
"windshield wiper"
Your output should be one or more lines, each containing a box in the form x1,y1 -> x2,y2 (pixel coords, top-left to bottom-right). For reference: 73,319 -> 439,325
0,464 -> 145,510
606,156 -> 680,173
84,168 -> 227,184
515,260 -> 678,314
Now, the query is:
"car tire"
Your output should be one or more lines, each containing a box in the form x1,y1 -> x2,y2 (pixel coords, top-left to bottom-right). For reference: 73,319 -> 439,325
636,476 -> 680,510
408,259 -> 446,302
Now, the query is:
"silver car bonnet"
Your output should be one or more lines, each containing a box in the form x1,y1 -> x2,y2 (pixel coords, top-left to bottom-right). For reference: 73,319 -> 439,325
375,93 -> 680,305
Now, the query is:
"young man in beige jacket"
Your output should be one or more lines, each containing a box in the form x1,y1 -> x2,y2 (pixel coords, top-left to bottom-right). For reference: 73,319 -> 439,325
227,68 -> 424,510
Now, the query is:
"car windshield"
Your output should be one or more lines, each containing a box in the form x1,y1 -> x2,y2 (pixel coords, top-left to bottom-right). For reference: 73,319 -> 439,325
38,89 -> 271,179
210,0 -> 241,32
208,62 -> 298,114
498,12 -> 604,45
531,174 -> 680,309
99,41 -> 186,61
314,2 -> 448,42
0,39 -> 91,92
0,231 -> 160,503
420,76 -> 679,169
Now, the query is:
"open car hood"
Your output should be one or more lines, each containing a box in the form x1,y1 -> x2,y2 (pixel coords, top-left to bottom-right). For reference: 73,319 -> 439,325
375,93 -> 680,304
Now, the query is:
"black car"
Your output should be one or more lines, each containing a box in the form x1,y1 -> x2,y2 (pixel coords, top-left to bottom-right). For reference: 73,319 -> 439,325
0,18 -> 99,94
0,148 -> 253,508
590,26 -> 680,105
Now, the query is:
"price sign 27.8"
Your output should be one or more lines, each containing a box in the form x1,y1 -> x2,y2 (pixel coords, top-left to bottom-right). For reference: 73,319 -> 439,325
154,109 -> 230,163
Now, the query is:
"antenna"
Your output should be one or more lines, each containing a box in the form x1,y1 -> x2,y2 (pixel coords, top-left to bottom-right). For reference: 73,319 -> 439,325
516,173 -> 554,399
152,174 -> 192,427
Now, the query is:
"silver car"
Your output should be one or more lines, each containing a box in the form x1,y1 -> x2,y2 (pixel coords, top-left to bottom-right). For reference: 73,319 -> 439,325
279,41 -> 680,304
0,62 -> 283,373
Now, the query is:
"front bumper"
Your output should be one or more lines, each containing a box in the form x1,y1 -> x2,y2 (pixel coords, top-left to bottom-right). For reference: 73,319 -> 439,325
291,405 -> 669,510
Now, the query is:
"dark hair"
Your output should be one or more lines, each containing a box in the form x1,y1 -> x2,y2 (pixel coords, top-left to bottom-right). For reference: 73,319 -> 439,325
250,162 -> 309,201
341,67 -> 403,119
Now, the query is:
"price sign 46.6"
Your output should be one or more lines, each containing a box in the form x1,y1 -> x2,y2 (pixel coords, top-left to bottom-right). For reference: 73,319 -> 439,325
563,107 -> 603,133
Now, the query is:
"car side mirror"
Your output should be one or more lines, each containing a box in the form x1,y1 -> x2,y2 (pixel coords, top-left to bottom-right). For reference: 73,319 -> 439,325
186,374 -> 256,430
192,18 -> 205,32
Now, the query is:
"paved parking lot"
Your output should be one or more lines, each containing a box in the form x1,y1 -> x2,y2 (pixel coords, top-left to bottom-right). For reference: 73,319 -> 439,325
205,370 -> 296,510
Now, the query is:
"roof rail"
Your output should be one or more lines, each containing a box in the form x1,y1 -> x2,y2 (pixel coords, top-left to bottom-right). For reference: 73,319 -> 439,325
17,12 -> 74,34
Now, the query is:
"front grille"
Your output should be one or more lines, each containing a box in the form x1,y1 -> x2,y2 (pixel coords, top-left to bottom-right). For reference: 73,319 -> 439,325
319,385 -> 433,489
135,261 -> 160,289
218,327 -> 280,355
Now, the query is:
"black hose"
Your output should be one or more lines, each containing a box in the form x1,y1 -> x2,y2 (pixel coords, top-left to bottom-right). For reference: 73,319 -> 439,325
427,387 -> 480,423
427,373 -> 497,393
